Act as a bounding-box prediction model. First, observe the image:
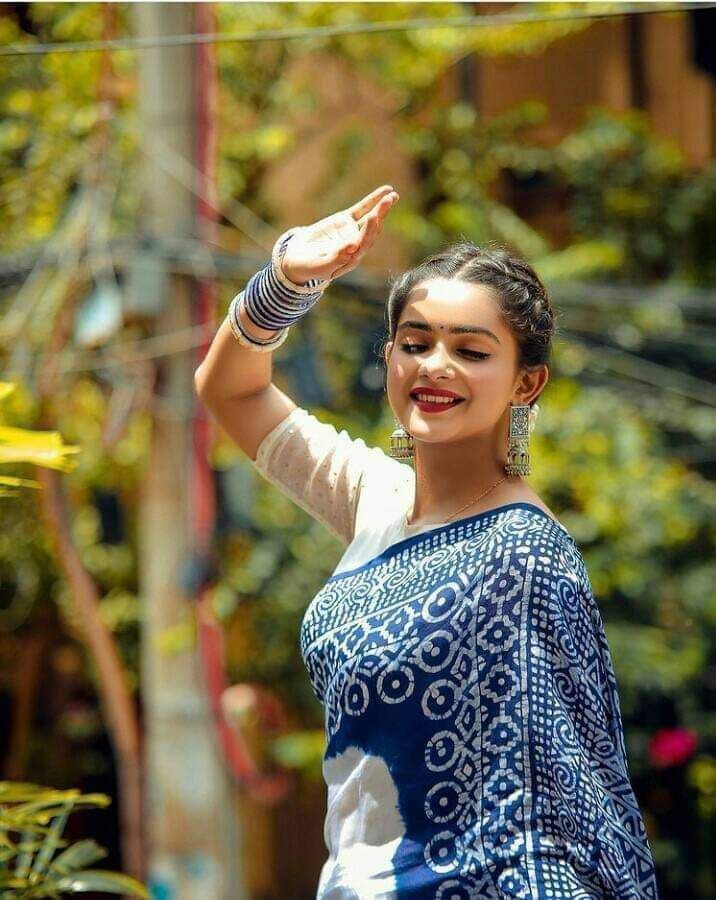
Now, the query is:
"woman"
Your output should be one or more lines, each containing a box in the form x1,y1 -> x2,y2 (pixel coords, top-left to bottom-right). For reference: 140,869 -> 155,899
195,186 -> 659,898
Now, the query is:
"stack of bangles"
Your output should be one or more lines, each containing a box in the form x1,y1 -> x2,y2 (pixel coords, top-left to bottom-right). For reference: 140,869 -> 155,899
227,227 -> 329,353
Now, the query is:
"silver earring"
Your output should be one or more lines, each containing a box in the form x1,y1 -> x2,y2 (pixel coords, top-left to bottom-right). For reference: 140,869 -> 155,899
389,417 -> 414,461
505,402 -> 533,476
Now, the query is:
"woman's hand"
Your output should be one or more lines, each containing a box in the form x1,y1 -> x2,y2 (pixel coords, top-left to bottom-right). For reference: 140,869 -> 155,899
281,184 -> 400,285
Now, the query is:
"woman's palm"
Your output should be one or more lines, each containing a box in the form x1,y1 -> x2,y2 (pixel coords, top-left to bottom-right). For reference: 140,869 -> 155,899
282,185 -> 399,285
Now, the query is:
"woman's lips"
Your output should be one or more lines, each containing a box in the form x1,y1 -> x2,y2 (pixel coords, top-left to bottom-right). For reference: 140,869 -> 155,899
411,396 -> 466,414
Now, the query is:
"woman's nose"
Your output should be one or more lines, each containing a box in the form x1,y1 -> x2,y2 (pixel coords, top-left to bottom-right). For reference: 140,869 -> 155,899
419,345 -> 454,378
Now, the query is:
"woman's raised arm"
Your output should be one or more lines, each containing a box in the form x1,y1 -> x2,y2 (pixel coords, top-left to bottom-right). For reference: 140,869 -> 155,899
194,184 -> 399,461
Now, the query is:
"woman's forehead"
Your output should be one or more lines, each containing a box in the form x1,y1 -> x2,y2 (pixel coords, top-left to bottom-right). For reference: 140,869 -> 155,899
401,278 -> 502,330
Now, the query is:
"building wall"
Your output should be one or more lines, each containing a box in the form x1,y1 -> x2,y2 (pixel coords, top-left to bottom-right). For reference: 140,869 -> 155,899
478,7 -> 712,165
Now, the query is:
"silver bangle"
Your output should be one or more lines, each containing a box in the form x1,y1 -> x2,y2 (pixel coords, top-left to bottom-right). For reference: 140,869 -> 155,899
227,293 -> 290,353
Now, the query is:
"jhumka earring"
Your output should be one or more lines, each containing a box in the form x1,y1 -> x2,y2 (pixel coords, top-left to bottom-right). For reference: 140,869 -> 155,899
389,417 -> 414,461
505,402 -> 539,476
389,403 -> 539,468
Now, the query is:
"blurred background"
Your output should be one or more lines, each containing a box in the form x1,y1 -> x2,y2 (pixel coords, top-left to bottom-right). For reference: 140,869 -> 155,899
0,2 -> 714,898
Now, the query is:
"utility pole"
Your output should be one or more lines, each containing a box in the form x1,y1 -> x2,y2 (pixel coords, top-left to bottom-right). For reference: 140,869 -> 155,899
133,5 -> 245,897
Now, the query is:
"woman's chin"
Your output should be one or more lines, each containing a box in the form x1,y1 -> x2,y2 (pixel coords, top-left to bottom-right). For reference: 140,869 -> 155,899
408,418 -> 463,440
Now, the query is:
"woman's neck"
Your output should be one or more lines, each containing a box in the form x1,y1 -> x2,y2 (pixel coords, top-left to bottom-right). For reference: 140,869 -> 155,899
407,433 -> 520,526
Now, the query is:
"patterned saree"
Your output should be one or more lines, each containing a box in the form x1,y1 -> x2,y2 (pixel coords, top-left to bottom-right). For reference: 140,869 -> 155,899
300,502 -> 659,899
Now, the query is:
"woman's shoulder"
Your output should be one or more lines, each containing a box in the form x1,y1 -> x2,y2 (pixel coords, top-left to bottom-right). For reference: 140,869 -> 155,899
489,502 -> 586,578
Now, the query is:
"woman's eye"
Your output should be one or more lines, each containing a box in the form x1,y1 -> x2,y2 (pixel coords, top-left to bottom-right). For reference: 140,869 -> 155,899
400,343 -> 426,353
399,343 -> 489,360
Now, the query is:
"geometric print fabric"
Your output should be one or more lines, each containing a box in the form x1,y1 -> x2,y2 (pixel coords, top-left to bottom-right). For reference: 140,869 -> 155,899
300,503 -> 659,898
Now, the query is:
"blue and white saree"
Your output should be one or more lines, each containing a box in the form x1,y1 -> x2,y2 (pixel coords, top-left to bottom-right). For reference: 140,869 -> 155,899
252,407 -> 659,899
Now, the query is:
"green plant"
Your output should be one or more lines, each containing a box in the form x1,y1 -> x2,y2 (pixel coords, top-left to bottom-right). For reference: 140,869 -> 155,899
0,781 -> 148,898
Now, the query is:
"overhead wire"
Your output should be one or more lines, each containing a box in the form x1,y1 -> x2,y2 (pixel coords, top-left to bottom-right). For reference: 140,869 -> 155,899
140,131 -> 275,252
0,3 -> 710,58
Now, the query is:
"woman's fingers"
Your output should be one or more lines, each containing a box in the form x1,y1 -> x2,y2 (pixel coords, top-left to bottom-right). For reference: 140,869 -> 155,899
329,186 -> 398,277
351,195 -> 392,250
347,185 -> 396,222
356,191 -> 397,230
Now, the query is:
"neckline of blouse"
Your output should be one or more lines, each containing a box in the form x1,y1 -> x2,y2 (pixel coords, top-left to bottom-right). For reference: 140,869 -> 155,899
329,502 -> 576,584
399,500 -> 572,543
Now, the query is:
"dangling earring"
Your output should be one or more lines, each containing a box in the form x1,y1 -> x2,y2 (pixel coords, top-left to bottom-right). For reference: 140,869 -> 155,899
389,417 -> 414,461
505,401 -> 539,476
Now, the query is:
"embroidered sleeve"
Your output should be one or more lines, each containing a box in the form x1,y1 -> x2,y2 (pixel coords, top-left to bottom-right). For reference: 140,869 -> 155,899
250,407 -> 410,547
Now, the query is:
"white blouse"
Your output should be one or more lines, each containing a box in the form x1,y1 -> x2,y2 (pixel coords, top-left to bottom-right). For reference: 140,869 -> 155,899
250,406 -> 450,575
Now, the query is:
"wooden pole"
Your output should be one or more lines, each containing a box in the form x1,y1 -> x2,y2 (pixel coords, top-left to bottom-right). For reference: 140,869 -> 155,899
133,4 -> 245,897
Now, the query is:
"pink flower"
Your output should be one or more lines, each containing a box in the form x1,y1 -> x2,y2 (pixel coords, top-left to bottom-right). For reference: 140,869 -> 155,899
648,727 -> 698,768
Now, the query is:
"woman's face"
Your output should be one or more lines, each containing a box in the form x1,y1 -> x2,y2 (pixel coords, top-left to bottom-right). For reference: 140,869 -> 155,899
384,277 -> 546,448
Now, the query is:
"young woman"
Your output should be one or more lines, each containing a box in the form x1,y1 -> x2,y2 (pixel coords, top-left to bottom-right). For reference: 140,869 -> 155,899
195,186 -> 659,898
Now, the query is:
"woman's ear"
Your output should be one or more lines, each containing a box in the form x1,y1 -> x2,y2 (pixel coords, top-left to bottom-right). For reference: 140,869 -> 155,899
513,364 -> 548,406
384,340 -> 393,368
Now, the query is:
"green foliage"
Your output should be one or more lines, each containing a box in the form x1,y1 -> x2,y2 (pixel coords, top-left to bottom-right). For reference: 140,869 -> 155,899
553,109 -> 716,281
0,781 -> 147,897
268,729 -> 326,783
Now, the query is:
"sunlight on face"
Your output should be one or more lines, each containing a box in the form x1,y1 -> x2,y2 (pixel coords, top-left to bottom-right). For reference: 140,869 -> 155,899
384,277 -> 525,445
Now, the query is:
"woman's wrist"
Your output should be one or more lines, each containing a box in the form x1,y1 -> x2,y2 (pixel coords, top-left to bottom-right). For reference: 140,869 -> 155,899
271,227 -> 328,294
227,292 -> 290,353
241,229 -> 330,332
237,293 -> 283,341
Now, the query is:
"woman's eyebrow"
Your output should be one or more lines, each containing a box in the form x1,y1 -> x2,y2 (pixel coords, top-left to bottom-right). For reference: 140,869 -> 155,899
396,319 -> 501,344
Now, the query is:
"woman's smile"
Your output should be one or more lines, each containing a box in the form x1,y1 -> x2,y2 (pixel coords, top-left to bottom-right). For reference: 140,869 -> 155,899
410,394 -> 466,414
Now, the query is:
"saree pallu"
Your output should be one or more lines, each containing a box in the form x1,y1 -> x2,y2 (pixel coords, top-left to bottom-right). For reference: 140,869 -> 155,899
300,503 -> 659,899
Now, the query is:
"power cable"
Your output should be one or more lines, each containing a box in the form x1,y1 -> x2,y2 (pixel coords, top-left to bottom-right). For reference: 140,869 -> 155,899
139,132 -> 275,252
564,333 -> 716,406
0,2 -> 710,58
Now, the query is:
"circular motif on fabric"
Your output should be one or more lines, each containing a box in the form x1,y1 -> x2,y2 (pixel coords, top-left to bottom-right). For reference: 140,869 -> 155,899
425,780 -> 462,824
312,584 -> 344,614
377,664 -> 415,704
483,664 -> 518,702
346,578 -> 372,603
485,767 -> 521,800
421,679 -> 460,720
425,730 -> 461,772
415,629 -> 458,673
482,618 -> 519,653
484,815 -> 522,857
343,672 -> 369,716
423,583 -> 461,623
483,717 -> 520,754
553,713 -> 577,750
496,868 -> 529,896
436,879 -> 472,899
496,512 -> 529,539
424,829 -> 459,874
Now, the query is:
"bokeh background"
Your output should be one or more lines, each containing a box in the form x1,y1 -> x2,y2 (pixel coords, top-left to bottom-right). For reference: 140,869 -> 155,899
0,2 -> 714,898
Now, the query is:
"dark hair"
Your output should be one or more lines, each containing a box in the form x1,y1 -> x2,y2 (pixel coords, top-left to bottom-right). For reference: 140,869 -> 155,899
383,240 -> 558,378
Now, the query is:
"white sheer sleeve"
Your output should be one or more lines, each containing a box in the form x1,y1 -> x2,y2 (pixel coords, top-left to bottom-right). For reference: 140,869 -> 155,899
250,407 -> 413,547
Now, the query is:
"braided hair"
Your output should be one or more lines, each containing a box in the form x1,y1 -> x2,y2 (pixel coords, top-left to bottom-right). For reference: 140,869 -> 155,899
383,241 -> 558,382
